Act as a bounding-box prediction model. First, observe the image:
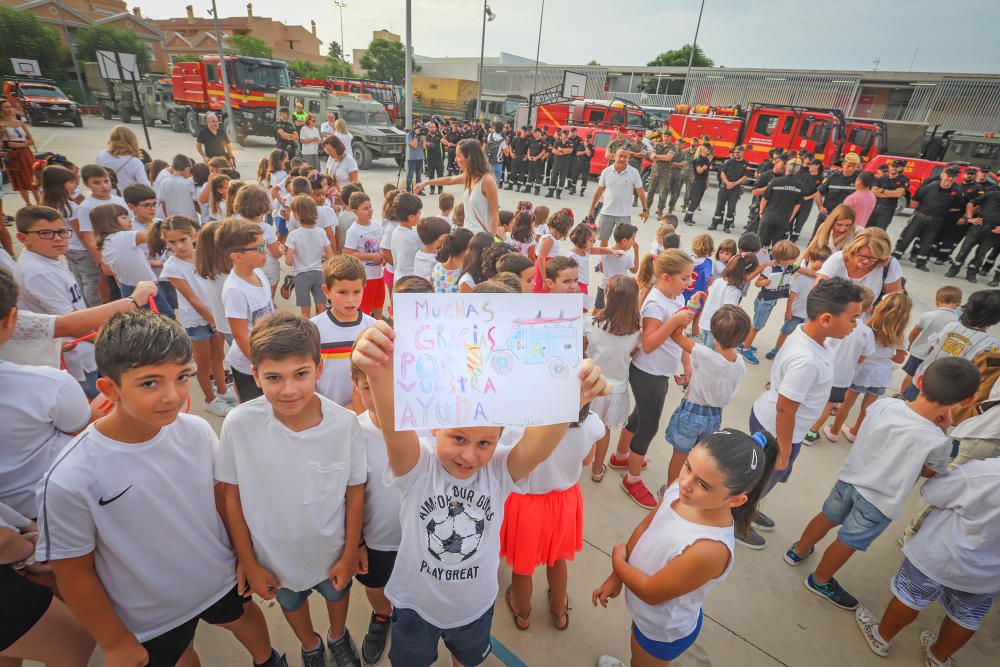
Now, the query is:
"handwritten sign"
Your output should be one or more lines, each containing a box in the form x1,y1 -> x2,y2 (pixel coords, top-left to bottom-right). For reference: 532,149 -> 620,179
392,293 -> 585,430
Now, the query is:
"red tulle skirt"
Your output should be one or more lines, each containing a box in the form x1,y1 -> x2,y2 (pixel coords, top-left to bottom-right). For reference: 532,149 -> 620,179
500,484 -> 583,575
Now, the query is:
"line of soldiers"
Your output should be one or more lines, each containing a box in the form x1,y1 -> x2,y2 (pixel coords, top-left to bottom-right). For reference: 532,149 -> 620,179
502,126 -> 597,198
441,119 -> 489,175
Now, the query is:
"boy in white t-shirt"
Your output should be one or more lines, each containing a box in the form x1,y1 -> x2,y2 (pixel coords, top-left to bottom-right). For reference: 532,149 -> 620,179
351,321 -> 608,667
343,192 -> 387,320
413,216 -> 451,281
785,358 -> 980,613
76,164 -> 128,305
284,195 -> 334,317
595,222 -> 638,310
768,246 -> 832,359
35,310 -> 286,667
123,183 -> 175,318
899,285 -> 962,397
389,193 -> 424,280
216,312 -> 366,667
439,191 -> 455,228
311,256 -> 375,407
744,277 -> 864,549
157,155 -> 199,220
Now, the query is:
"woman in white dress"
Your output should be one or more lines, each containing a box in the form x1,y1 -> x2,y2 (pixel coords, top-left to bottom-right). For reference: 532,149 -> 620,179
414,139 -> 500,236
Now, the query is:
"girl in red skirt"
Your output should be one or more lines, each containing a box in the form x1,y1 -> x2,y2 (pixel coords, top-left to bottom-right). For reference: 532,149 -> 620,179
501,405 -> 605,630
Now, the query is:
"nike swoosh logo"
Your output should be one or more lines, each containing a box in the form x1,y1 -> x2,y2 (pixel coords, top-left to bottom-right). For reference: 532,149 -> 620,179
98,485 -> 133,506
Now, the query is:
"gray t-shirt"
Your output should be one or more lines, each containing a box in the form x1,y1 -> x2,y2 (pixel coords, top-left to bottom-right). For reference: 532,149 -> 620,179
406,131 -> 425,161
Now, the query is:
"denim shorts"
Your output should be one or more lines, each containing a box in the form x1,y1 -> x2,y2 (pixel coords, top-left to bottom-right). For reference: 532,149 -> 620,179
891,557 -> 997,631
751,297 -> 779,330
632,611 -> 702,662
275,578 -> 351,613
903,383 -> 920,402
780,316 -> 805,336
821,480 -> 891,551
902,354 -> 923,376
185,324 -> 214,342
665,399 -> 721,453
389,606 -> 494,667
849,383 -> 886,396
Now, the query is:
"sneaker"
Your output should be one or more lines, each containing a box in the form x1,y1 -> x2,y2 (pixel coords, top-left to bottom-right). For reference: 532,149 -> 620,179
597,657 -> 627,667
220,385 -> 239,405
327,629 -> 361,667
736,527 -> 766,549
621,476 -> 657,510
206,397 -> 233,417
280,274 -> 295,300
855,607 -> 891,657
608,453 -> 647,470
803,430 -> 820,445
804,573 -> 859,610
844,426 -> 857,444
783,541 -> 814,565
361,613 -> 391,665
740,347 -> 760,365
822,425 -> 840,443
753,511 -> 775,532
765,347 -> 779,360
257,649 -> 290,667
301,638 -> 326,667
920,630 -> 950,666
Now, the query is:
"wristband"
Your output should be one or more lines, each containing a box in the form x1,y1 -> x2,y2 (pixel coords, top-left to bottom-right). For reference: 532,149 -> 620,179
126,296 -> 139,309
11,552 -> 36,571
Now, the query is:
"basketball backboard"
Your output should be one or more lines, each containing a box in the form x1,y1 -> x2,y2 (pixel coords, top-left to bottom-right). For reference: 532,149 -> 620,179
96,51 -> 139,82
562,71 -> 587,99
9,59 -> 41,77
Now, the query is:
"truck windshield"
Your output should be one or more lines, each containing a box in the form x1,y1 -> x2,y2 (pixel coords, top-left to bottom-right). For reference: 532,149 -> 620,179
21,86 -> 64,98
367,87 -> 396,106
368,111 -> 391,126
233,61 -> 289,91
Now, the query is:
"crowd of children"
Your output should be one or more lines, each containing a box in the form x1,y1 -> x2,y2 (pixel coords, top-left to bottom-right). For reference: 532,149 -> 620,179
1,137 -> 999,667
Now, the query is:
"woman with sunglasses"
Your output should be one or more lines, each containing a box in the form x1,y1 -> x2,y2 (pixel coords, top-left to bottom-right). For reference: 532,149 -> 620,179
814,227 -> 904,304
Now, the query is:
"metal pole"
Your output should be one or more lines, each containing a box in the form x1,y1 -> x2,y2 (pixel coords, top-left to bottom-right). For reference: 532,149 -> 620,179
55,0 -> 89,106
404,0 -> 413,127
113,51 -> 151,149
335,1 -> 347,62
531,0 -> 545,97
475,0 -> 488,122
210,0 -> 236,142
679,0 -> 706,137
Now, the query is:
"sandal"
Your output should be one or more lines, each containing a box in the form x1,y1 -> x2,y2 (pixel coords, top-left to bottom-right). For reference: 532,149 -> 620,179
548,590 -> 571,631
505,586 -> 530,630
591,463 -> 607,483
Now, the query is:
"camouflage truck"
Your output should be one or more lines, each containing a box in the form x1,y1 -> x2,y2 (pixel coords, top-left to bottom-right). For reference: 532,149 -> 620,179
91,74 -> 176,127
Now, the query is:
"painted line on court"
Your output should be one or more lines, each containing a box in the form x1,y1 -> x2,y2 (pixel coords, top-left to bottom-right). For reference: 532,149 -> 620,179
490,635 -> 529,667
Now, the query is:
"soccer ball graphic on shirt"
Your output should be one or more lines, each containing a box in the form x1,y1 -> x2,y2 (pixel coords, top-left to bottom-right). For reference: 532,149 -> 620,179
425,499 -> 486,564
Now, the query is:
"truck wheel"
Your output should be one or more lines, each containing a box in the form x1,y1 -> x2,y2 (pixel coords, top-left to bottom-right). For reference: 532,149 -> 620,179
100,103 -> 113,121
73,115 -> 83,128
352,142 -> 372,170
169,113 -> 185,133
119,106 -> 132,124
186,112 -> 200,137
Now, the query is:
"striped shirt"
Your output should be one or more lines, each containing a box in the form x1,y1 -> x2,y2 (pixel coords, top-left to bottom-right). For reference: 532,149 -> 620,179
311,310 -> 375,406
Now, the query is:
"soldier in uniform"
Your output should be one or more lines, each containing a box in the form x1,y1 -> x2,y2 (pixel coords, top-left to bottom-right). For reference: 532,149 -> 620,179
682,144 -> 713,225
935,167 -> 984,264
870,159 -> 910,231
570,131 -> 595,197
681,136 -> 701,210
977,168 -> 997,193
892,167 -> 965,272
625,134 -> 645,207
757,157 -> 804,247
445,120 -> 463,175
666,139 -> 689,213
501,122 -> 515,186
547,129 -> 575,199
646,132 -> 676,217
947,185 -> 1000,284
424,120 -> 446,194
710,145 -> 749,232
745,153 -> 787,234
526,127 -> 548,195
815,152 -> 862,230
790,159 -> 824,241
605,130 -> 628,168
507,126 -> 529,191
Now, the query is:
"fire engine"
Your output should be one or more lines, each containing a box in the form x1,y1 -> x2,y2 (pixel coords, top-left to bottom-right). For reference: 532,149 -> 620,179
516,98 -> 647,133
843,118 -> 888,163
170,55 -> 290,144
295,76 -> 400,124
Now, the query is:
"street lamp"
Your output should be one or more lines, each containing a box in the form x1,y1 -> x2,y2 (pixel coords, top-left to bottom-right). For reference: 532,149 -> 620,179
475,2 -> 496,122
208,0 -> 235,142
334,1 -> 348,63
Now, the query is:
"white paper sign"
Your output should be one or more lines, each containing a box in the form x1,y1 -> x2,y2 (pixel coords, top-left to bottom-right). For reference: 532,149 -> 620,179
392,293 -> 585,430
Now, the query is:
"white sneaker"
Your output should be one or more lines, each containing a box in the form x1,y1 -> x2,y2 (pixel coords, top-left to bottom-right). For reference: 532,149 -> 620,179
921,630 -> 951,666
855,607 -> 890,657
597,657 -> 627,667
219,386 -> 239,405
206,397 -> 233,417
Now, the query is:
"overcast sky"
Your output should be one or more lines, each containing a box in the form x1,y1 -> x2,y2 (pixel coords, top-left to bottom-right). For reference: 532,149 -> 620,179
143,0 -> 1000,74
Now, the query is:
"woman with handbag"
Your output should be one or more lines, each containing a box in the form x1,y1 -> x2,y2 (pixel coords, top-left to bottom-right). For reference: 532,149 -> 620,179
0,100 -> 39,205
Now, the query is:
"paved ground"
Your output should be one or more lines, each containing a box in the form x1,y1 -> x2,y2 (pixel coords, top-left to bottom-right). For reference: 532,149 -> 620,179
11,118 -> 999,667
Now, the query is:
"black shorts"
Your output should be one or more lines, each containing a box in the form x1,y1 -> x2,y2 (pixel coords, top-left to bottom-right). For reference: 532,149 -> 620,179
356,548 -> 397,589
829,386 -> 848,404
142,586 -> 247,667
0,567 -> 53,651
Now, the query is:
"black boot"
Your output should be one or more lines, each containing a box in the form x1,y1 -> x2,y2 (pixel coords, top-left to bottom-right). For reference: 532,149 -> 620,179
914,261 -> 930,272
945,264 -> 960,278
991,277 -> 1000,288
580,187 -> 586,197
534,186 -> 540,195
967,268 -> 979,284
504,182 -> 513,190
547,188 -> 555,198
555,189 -> 562,200
683,212 -> 694,225
709,218 -> 721,230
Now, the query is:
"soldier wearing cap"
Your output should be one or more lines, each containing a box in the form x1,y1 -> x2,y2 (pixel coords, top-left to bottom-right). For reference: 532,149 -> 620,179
814,151 -> 863,232
569,130 -> 595,197
525,127 -> 548,195
870,159 -> 910,230
947,175 -> 1000,284
977,168 -> 997,193
935,167 -> 985,263
711,145 -> 749,231
506,126 -> 529,191
646,132 -> 676,217
892,167 -> 965,271
547,129 -> 575,199
680,136 -> 701,210
790,159 -> 824,241
745,153 -> 787,234
757,157 -> 804,246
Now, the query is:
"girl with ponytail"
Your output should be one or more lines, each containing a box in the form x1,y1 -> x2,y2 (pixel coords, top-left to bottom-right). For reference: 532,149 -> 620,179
697,252 -> 761,348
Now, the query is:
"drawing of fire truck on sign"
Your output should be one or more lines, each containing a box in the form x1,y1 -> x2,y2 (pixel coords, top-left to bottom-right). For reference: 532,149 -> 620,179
490,311 -> 581,379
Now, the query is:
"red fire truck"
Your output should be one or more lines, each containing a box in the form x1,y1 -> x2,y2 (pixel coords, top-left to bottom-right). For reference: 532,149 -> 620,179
518,98 -> 647,133
843,119 -> 888,163
295,77 -> 400,123
170,55 -> 290,144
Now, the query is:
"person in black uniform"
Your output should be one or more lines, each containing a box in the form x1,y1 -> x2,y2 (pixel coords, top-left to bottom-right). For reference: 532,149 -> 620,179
525,127 -> 548,195
946,188 -> 1000,284
935,168 -> 984,264
756,148 -> 780,180
507,126 -> 529,191
570,132 -> 595,197
745,153 -> 785,234
815,152 -> 862,230
892,167 -> 965,271
274,108 -> 298,157
682,144 -> 712,225
788,159 -> 823,242
501,122 -> 514,185
547,129 -> 574,199
541,129 -> 557,188
869,159 -> 910,231
710,145 -> 749,232
424,120 -> 446,194
565,129 -> 582,194
977,169 -> 997,193
444,121 -> 462,175
758,157 -> 805,247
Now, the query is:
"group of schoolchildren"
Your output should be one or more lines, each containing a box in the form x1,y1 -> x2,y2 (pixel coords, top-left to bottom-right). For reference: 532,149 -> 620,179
2,146 -> 1000,667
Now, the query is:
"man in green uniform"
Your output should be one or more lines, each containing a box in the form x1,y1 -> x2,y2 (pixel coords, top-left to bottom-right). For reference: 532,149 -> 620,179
667,139 -> 691,214
627,133 -> 645,206
645,132 -> 676,217
681,136 -> 701,210
605,130 -> 628,169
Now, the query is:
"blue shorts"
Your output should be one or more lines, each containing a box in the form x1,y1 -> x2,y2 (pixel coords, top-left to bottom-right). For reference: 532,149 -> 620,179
632,611 -> 702,662
780,316 -> 805,336
829,386 -> 848,404
389,606 -> 494,667
849,383 -> 886,396
665,399 -> 721,453
821,480 -> 891,551
751,297 -> 779,330
275,216 -> 288,237
79,369 -> 100,400
185,324 -> 215,342
891,557 -> 997,631
903,383 -> 920,402
274,578 -> 351,613
749,409 -> 803,494
902,354 -> 923,376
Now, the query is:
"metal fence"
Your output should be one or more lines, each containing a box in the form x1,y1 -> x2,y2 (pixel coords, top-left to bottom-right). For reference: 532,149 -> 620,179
613,92 -> 682,108
679,69 -> 861,113
899,77 -> 1000,133
482,65 -> 608,100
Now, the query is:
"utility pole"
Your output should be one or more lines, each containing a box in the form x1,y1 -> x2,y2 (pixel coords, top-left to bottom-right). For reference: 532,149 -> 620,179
475,2 -> 495,122
531,0 -> 545,98
210,0 -> 236,142
334,1 -> 348,62
55,0 -> 89,106
405,0 -> 412,127
679,0 -> 706,137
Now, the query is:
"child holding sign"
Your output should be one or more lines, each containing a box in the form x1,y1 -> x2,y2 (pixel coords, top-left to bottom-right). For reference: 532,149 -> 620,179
351,320 -> 608,667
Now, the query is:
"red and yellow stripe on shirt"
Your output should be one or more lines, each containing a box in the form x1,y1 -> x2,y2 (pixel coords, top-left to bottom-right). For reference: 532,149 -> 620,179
320,341 -> 354,361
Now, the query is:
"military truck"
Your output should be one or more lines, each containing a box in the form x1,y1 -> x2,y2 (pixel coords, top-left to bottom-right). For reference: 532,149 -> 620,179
92,76 -> 175,126
277,87 -> 406,168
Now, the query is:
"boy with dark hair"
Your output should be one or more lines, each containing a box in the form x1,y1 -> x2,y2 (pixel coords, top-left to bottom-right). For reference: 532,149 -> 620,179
343,192 -> 385,318
786,357 -> 980,611
311,255 -> 375,407
390,193 -> 424,279
742,277 -> 864,549
545,255 -> 580,294
900,285 -> 963,396
439,192 -> 456,227
217,312 -> 365,667
74,164 -> 128,306
595,223 -> 638,309
123,182 -> 176,318
413,217 -> 453,281
36,310 -> 286,667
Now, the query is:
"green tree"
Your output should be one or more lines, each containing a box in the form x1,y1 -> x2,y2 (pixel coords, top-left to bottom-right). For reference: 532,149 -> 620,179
646,44 -> 713,68
0,8 -> 65,79
287,59 -> 354,80
172,54 -> 202,64
74,26 -> 150,71
359,38 -> 418,85
587,59 -> 600,66
327,41 -> 343,60
227,34 -> 273,59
